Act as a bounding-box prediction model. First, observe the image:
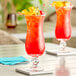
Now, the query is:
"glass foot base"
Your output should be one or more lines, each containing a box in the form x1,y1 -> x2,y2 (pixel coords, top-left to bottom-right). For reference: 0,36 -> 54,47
16,67 -> 53,75
46,49 -> 76,56
58,50 -> 70,53
29,66 -> 43,72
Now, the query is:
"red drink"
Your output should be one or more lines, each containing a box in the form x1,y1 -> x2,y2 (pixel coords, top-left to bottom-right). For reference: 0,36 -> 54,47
25,15 -> 45,57
55,4 -> 72,40
51,1 -> 73,52
21,7 -> 46,73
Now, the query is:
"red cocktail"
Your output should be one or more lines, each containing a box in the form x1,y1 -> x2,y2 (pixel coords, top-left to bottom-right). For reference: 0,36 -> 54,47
20,7 -> 45,73
25,15 -> 45,57
55,3 -> 72,40
52,1 -> 72,52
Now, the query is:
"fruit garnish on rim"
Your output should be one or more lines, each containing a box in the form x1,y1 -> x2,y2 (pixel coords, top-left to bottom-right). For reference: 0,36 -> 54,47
18,6 -> 44,16
63,1 -> 71,6
51,1 -> 71,7
51,1 -> 64,7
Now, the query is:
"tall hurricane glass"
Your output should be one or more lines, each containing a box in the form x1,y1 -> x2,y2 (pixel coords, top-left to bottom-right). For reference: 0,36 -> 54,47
25,15 -> 45,71
55,3 -> 72,52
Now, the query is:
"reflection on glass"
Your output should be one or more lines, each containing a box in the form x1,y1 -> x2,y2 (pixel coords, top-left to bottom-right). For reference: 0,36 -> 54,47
55,57 -> 70,76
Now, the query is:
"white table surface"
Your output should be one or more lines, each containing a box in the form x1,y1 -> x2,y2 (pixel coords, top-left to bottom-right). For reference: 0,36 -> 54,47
0,43 -> 76,76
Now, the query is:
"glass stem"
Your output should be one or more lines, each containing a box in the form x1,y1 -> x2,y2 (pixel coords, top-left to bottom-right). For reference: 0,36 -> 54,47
31,57 -> 39,68
60,39 -> 66,51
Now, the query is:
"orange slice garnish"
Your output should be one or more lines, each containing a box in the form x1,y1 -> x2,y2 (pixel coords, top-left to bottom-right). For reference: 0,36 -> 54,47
52,1 -> 64,7
20,6 -> 40,15
51,1 -> 71,7
63,1 -> 71,6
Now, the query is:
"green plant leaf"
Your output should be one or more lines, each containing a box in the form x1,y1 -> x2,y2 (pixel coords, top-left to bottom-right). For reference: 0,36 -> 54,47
13,0 -> 33,12
39,0 -> 43,5
7,2 -> 11,13
17,15 -> 24,20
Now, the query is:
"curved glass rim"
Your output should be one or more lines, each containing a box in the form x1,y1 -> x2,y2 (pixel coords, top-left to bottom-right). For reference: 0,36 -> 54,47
50,4 -> 73,8
64,5 -> 73,8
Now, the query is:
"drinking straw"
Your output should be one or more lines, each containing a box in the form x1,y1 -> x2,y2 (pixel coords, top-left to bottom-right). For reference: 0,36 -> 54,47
42,0 -> 49,13
35,0 -> 37,7
34,0 -> 38,15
